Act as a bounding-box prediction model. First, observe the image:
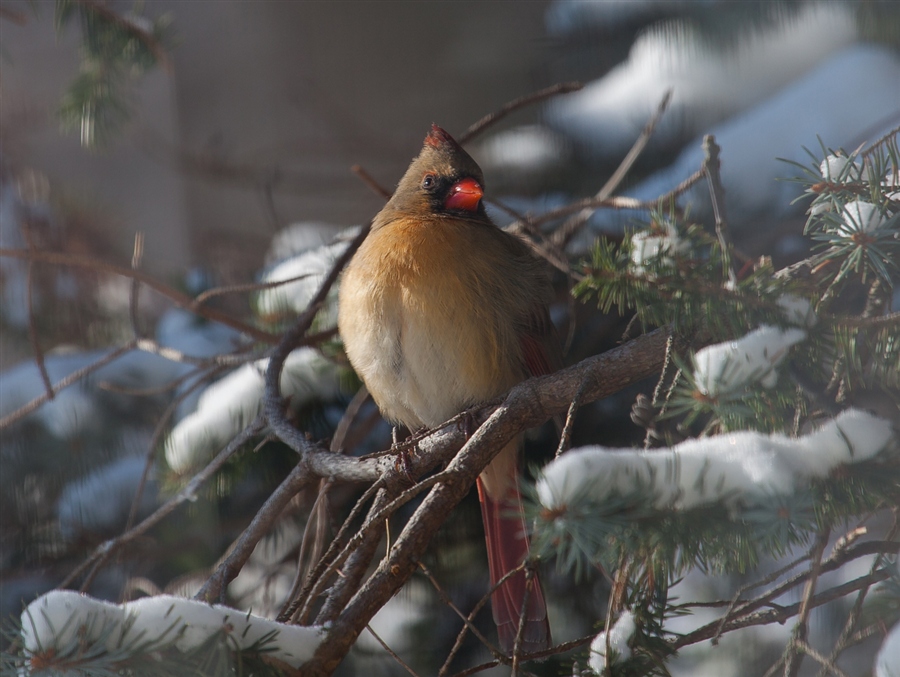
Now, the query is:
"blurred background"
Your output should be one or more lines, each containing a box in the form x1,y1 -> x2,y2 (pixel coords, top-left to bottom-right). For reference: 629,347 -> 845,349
2,1 -> 899,675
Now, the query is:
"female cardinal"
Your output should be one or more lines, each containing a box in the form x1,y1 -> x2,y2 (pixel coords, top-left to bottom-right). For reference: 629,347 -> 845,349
338,124 -> 555,652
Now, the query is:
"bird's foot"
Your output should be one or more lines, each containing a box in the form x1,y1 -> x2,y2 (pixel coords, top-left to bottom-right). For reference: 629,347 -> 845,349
390,426 -> 417,486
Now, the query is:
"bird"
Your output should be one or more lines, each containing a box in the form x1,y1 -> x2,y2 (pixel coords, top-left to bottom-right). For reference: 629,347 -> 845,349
338,124 -> 556,653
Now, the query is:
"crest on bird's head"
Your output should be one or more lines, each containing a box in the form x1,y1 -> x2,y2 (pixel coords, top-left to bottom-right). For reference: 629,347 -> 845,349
424,124 -> 461,150
380,124 -> 488,221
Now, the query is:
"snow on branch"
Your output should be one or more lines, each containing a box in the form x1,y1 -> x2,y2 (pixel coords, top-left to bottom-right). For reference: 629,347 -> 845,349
256,230 -> 357,327
20,590 -> 324,670
165,348 -> 340,473
537,409 -> 894,514
588,610 -> 635,674
692,325 -> 807,396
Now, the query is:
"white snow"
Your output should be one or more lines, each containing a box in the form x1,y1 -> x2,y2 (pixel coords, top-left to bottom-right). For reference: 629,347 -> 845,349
776,295 -> 817,328
21,590 -> 125,654
563,45 -> 900,253
537,409 -> 894,513
546,3 -> 856,159
838,200 -> 887,237
692,326 -> 807,396
256,225 -> 358,328
264,221 -> 341,265
819,153 -> 868,183
588,610 -> 635,673
256,239 -> 349,327
630,219 -> 685,273
122,594 -> 232,651
876,621 -> 900,677
20,591 -> 324,668
474,125 -> 570,176
164,348 -> 341,473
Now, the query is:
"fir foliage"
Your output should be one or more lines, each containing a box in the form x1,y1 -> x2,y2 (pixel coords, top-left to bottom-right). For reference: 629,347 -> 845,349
52,0 -> 173,147
541,131 -> 900,675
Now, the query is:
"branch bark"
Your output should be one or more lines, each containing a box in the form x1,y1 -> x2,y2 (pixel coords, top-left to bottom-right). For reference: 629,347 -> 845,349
299,326 -> 675,675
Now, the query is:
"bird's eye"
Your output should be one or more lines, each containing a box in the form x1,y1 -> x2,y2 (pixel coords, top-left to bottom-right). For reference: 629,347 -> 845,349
422,174 -> 436,190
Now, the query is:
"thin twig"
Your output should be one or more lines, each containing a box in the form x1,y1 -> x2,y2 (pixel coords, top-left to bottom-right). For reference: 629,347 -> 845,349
0,341 -> 138,430
125,367 -> 224,531
552,90 -> 673,248
674,564 -> 894,649
280,479 -> 331,618
794,640 -> 851,677
0,247 -> 279,343
330,385 -> 370,453
351,165 -> 393,200
315,487 -> 394,625
193,272 -> 313,308
784,529 -> 830,677
702,135 -> 737,285
709,548 -> 813,644
277,477 -> 385,622
556,376 -> 587,458
195,459 -> 316,603
129,231 -> 145,338
861,123 -> 900,158
459,82 -> 583,145
816,515 -> 900,676
510,565 -> 538,675
22,226 -> 53,401
297,468 -> 460,625
365,624 -> 423,677
447,635 -> 594,677
61,417 -> 265,590
417,561 -> 504,675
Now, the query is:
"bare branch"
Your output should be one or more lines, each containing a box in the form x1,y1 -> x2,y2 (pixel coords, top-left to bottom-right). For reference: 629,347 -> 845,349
300,327 -> 676,675
263,224 -> 371,456
351,165 -> 393,200
0,247 -> 280,343
702,135 -> 737,284
0,341 -> 138,430
784,529 -> 830,677
60,417 -> 266,590
459,82 -> 583,145
195,460 -> 317,603
552,90 -> 672,248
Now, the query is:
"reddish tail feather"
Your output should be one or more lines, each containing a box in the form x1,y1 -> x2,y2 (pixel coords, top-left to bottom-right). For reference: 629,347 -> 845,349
477,476 -> 551,653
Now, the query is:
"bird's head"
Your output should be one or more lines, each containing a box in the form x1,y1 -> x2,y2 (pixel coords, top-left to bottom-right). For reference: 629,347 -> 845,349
386,124 -> 488,220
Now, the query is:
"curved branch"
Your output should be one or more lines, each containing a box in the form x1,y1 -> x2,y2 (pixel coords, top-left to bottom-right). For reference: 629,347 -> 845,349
300,326 -> 676,675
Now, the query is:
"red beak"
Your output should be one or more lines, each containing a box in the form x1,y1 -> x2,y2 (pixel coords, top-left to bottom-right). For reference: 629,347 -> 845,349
444,177 -> 483,212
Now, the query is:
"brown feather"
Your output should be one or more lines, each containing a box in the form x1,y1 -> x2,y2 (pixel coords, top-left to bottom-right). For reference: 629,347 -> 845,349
338,125 -> 555,652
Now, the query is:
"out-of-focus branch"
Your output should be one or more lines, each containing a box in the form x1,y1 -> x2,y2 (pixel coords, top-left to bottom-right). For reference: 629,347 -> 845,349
263,223 -> 371,457
674,539 -> 899,650
459,82 -> 583,145
0,340 -> 138,429
59,416 -> 266,591
552,89 -> 672,248
71,0 -> 173,73
679,568 -> 893,649
0,247 -> 279,343
195,460 -> 317,603
702,134 -> 738,284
